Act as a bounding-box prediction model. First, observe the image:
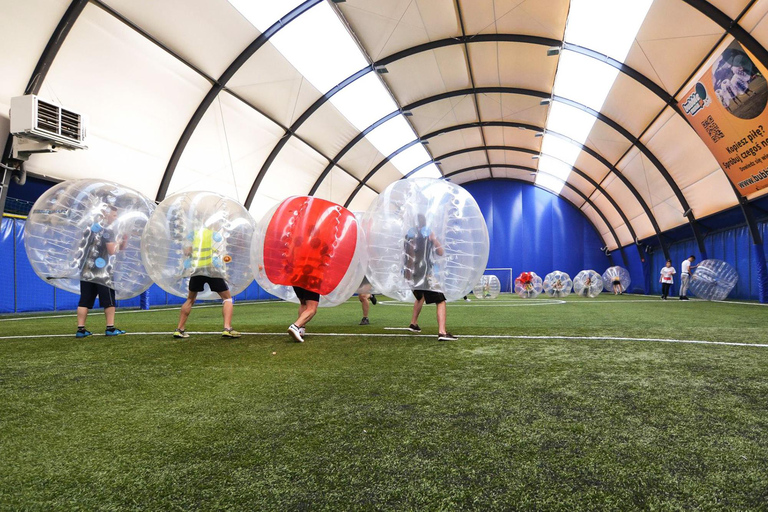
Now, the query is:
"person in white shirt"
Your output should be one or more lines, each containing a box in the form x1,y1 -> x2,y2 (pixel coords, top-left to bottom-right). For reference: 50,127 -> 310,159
659,259 -> 676,300
679,255 -> 698,300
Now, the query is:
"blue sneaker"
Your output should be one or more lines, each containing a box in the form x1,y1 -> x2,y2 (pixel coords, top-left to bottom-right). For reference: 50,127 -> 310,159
105,328 -> 126,336
76,329 -> 92,338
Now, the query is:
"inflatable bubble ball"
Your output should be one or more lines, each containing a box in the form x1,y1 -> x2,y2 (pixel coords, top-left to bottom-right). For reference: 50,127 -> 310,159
24,179 -> 155,299
473,274 -> 501,299
689,259 -> 739,301
142,191 -> 255,300
543,271 -> 573,298
251,196 -> 368,307
362,178 -> 489,302
514,271 -> 543,299
602,266 -> 631,293
573,270 -> 603,298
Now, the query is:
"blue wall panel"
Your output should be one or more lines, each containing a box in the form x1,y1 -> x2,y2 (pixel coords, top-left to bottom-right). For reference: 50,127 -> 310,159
0,218 -> 16,313
463,181 -> 610,284
14,219 -> 55,312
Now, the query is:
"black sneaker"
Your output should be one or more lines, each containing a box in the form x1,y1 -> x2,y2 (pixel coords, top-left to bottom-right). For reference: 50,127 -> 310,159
359,317 -> 370,325
370,294 -> 377,305
408,324 -> 421,332
438,332 -> 458,341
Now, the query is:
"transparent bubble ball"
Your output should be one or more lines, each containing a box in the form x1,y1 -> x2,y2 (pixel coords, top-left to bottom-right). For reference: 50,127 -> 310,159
251,197 -> 368,307
24,179 -> 155,299
362,178 -> 489,302
142,191 -> 255,300
602,266 -> 631,292
515,271 -> 543,299
689,259 -> 739,301
473,275 -> 501,299
573,270 -> 604,298
543,271 -> 573,298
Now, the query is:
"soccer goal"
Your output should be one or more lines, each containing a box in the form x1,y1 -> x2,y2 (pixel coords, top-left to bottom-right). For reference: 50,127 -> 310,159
484,267 -> 513,293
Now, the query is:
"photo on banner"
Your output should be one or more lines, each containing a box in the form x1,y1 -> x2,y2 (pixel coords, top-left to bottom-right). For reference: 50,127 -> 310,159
679,37 -> 768,196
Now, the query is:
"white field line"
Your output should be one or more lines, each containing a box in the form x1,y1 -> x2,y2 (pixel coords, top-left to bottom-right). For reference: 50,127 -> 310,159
1,330 -> 767,349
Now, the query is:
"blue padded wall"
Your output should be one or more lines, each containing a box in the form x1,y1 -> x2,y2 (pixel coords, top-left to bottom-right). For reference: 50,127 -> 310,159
463,180 -> 610,284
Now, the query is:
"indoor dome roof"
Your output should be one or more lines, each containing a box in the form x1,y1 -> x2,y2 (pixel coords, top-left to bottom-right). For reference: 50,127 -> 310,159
2,0 -> 768,256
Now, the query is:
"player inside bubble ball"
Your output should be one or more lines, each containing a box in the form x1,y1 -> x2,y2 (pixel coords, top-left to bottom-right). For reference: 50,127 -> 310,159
174,215 -> 240,339
403,214 -> 457,341
76,204 -> 127,338
612,275 -> 623,295
519,272 -> 535,298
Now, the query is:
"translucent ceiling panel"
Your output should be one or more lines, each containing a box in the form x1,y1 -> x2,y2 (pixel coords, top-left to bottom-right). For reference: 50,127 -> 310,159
541,134 -> 582,166
554,51 -> 619,112
330,72 -> 397,131
366,115 -> 418,157
105,0 -> 258,78
409,163 -> 442,179
258,136 -> 328,202
536,173 -> 566,195
264,2 -> 368,93
0,0 -> 69,111
545,102 -> 597,148
24,4 -> 210,199
391,144 -> 431,174
347,186 -> 379,214
565,0 -> 653,61
227,0 -> 304,31
169,92 -> 284,201
313,166 -> 361,206
228,41 -> 322,128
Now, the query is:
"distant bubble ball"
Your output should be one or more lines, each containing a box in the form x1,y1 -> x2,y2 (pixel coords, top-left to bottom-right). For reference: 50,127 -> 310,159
689,259 -> 739,301
142,191 -> 255,300
473,275 -> 501,299
574,270 -> 603,298
251,196 -> 368,307
362,178 -> 489,302
515,271 -> 543,299
543,271 -> 573,298
24,179 -> 155,299
602,266 -> 631,292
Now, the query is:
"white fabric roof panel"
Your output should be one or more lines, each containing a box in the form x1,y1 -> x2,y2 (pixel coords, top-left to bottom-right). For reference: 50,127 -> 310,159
337,0 -> 460,61
487,150 -> 532,169
0,0 -> 70,112
338,137 -> 385,180
459,0 -> 569,39
382,46 -> 471,106
168,92 -> 284,201
257,136 -> 327,200
346,185 -> 379,214
682,169 -> 740,220
26,3 -> 211,198
600,72 -> 668,138
448,169 -> 482,184
598,173 -> 648,229
409,96 -> 479,134
477,93 -> 548,126
710,0 -> 753,20
366,162 -> 403,192
426,127 -> 485,157
469,43 -> 558,92
628,0 -> 724,93
491,167 -> 534,182
587,189 -> 629,244
101,0 -> 259,79
294,99 -> 364,159
557,185 -> 585,210
437,150 -> 488,174
742,2 -> 768,34
584,120 -> 633,165
313,166 -> 363,206
482,125 -> 542,150
570,150 -> 611,184
227,41 -> 322,128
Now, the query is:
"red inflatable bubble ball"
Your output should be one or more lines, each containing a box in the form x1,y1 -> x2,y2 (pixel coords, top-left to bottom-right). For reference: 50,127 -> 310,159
262,196 -> 358,295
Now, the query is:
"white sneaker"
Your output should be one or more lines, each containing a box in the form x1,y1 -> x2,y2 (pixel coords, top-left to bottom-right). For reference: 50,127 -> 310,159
288,324 -> 304,343
299,327 -> 305,337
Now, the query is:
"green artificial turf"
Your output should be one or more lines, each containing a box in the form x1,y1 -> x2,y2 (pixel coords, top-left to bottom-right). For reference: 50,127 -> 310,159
1,294 -> 767,510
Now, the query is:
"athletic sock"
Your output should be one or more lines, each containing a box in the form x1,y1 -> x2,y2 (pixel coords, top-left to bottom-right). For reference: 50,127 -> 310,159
106,325 -> 115,332
77,326 -> 86,332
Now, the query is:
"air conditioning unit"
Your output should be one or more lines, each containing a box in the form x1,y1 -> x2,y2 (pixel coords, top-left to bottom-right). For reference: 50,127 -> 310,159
10,95 -> 88,150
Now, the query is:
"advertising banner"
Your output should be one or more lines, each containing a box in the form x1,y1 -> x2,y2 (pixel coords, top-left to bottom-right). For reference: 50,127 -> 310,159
680,37 -> 768,196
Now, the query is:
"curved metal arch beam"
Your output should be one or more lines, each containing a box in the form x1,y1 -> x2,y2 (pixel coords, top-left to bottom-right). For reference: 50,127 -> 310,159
395,145 -> 643,249
444,167 -> 623,252
252,33 -> 680,207
340,116 -> 667,257
155,0 -> 323,202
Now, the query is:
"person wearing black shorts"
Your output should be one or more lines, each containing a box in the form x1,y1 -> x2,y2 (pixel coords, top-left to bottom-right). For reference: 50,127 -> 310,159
76,205 -> 126,338
174,224 -> 240,339
404,214 -> 457,341
287,286 -> 320,343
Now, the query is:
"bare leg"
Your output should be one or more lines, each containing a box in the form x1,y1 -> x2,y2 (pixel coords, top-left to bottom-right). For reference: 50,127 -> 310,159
104,306 -> 116,326
295,300 -> 318,327
219,290 -> 233,329
436,301 -> 447,333
77,307 -> 89,327
411,296 -> 425,325
359,294 -> 370,317
177,291 -> 198,330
